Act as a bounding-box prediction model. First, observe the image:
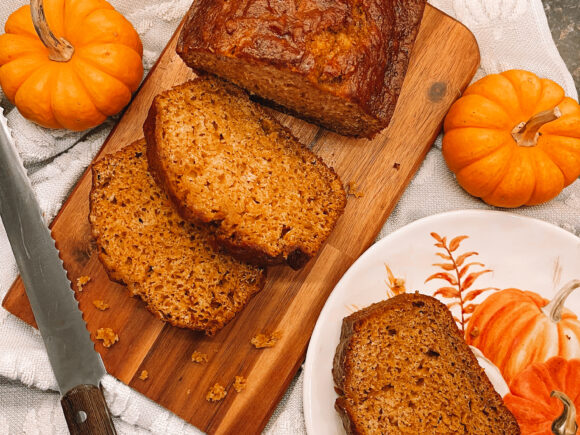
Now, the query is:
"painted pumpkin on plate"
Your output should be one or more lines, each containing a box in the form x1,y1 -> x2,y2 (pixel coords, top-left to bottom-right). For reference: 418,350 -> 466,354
442,70 -> 580,208
465,280 -> 580,384
503,357 -> 580,435
0,0 -> 143,130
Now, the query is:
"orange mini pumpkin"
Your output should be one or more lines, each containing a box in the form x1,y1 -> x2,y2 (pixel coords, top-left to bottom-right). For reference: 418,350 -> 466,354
0,0 -> 143,130
465,280 -> 580,384
503,357 -> 580,435
443,70 -> 580,208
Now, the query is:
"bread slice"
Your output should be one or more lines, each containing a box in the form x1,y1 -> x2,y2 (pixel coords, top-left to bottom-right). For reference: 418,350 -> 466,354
144,76 -> 346,270
333,293 -> 520,434
89,140 -> 266,335
176,0 -> 426,137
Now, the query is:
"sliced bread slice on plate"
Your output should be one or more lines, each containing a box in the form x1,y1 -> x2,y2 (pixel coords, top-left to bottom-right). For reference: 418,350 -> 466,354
333,293 -> 520,434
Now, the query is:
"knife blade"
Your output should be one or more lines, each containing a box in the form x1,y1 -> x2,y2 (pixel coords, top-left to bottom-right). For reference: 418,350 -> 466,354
0,107 -> 116,434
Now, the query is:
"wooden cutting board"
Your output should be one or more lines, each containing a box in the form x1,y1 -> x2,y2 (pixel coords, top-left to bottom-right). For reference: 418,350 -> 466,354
3,5 -> 479,434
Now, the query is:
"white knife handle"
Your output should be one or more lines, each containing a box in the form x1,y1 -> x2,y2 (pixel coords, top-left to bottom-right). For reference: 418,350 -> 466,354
61,384 -> 116,434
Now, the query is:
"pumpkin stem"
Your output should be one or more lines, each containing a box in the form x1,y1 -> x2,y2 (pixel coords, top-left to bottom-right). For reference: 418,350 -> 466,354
30,0 -> 74,62
511,107 -> 561,147
542,280 -> 580,322
550,391 -> 578,435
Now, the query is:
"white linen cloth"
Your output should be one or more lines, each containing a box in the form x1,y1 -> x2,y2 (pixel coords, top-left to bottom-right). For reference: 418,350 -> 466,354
0,0 -> 578,433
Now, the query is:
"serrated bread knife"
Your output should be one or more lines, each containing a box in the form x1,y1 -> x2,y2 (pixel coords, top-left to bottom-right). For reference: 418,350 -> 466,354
0,107 -> 116,434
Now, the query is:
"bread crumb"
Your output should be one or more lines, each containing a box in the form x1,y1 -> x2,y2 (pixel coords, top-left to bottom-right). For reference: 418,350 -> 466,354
92,300 -> 110,311
186,389 -> 191,395
76,276 -> 91,292
138,370 -> 148,380
251,330 -> 282,348
393,162 -> 401,170
234,376 -> 247,393
469,326 -> 480,339
96,328 -> 119,348
206,383 -> 227,402
346,181 -> 364,198
191,351 -> 208,363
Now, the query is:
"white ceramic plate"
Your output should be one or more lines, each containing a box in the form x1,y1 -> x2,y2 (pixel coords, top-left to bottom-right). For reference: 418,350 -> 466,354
303,210 -> 580,435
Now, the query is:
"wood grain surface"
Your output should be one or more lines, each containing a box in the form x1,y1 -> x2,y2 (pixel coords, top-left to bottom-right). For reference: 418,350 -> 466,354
3,5 -> 479,434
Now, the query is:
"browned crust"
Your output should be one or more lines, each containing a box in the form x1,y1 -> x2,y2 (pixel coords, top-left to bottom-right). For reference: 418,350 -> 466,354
88,146 -> 200,331
373,0 -> 426,136
247,94 -> 375,139
176,0 -> 426,137
144,93 -> 227,231
88,151 -> 182,331
144,99 -> 221,230
334,397 -> 361,435
88,141 -> 267,336
88,163 -> 127,287
143,80 -> 346,269
212,236 -> 310,271
332,293 -> 520,434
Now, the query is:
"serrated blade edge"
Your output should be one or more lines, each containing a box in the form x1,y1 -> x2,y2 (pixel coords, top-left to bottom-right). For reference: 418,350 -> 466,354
0,106 -> 105,394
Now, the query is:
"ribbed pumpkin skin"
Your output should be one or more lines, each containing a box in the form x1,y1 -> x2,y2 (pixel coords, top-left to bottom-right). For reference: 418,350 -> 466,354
0,0 -> 143,130
465,288 -> 580,384
442,70 -> 580,208
503,357 -> 580,435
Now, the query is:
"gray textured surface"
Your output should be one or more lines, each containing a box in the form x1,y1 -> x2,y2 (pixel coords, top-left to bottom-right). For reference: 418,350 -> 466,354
543,0 -> 580,93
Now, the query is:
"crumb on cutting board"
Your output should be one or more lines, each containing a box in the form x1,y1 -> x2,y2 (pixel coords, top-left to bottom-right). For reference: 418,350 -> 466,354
234,376 -> 247,393
92,300 -> 110,311
206,383 -> 227,402
345,181 -> 364,198
186,389 -> 191,395
191,351 -> 208,363
138,370 -> 148,381
95,327 -> 118,348
76,275 -> 91,292
251,330 -> 282,349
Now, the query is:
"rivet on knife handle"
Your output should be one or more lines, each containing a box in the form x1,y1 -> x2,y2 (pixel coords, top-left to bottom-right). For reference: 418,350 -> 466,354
61,384 -> 116,435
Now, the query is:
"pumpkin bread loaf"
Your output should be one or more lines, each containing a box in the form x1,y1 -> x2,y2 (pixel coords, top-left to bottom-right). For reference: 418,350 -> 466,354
144,77 -> 346,269
89,140 -> 265,335
333,293 -> 520,434
176,0 -> 426,138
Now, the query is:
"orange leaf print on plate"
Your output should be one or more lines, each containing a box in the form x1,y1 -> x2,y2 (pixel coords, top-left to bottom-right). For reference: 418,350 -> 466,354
384,264 -> 406,298
426,232 -> 497,333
